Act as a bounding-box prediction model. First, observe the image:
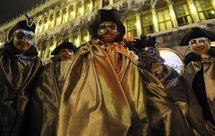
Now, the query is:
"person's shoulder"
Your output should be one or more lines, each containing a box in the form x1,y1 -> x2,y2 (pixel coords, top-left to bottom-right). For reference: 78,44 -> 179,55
209,47 -> 215,57
184,52 -> 201,66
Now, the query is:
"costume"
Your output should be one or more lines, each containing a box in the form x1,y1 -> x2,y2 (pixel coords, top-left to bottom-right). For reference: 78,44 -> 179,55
57,9 -> 149,136
0,17 -> 42,136
178,27 -> 215,135
126,34 -> 179,85
126,34 -> 196,135
28,41 -> 77,136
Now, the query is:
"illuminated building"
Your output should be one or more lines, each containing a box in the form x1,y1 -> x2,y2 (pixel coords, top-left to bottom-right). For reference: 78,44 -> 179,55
0,0 -> 215,71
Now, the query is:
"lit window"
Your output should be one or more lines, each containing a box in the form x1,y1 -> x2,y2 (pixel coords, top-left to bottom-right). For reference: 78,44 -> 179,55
85,1 -> 92,14
81,32 -> 89,44
76,4 -> 82,18
156,8 -> 173,31
36,21 -> 42,34
62,9 -> 68,24
48,15 -> 54,29
43,18 -> 48,31
93,0 -> 99,10
126,16 -> 137,36
140,12 -> 154,34
194,0 -> 215,20
69,5 -> 75,20
55,12 -> 62,26
73,35 -> 80,47
173,1 -> 193,26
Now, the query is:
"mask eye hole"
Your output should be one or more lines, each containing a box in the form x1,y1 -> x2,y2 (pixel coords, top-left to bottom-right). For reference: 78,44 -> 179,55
189,37 -> 209,45
99,25 -> 106,29
190,39 -> 197,44
15,32 -> 25,40
108,25 -> 117,30
26,34 -> 33,40
148,50 -> 155,55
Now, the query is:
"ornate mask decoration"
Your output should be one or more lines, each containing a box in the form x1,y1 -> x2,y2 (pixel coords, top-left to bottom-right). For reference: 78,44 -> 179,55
189,37 -> 210,55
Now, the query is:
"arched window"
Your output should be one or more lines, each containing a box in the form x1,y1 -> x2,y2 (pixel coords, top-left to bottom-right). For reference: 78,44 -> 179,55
73,35 -> 80,47
55,11 -> 62,26
36,20 -> 43,34
62,8 -> 68,24
48,14 -> 54,29
81,31 -> 89,44
76,2 -> 83,18
69,5 -> 75,21
43,17 -> 48,31
84,1 -> 92,14
158,48 -> 184,74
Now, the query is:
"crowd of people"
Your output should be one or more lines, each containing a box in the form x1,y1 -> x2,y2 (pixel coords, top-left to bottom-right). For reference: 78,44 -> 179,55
0,8 -> 215,136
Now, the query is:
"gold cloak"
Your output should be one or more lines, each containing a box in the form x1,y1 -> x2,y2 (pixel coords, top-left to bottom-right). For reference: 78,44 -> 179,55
57,40 -> 149,136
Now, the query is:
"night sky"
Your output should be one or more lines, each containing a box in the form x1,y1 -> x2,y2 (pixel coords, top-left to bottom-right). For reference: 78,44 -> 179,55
0,0 -> 45,25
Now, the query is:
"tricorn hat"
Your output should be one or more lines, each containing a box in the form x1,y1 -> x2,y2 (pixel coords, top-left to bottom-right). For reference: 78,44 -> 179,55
8,14 -> 36,41
89,8 -> 125,42
51,41 -> 77,55
180,27 -> 215,46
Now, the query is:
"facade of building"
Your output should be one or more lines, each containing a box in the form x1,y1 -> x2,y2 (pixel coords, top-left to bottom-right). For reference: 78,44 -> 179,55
0,0 -> 215,69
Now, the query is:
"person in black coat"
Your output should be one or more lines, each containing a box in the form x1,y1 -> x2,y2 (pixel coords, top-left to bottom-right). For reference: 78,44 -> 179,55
0,15 -> 43,136
28,41 -> 77,136
179,27 -> 215,135
125,34 -> 198,136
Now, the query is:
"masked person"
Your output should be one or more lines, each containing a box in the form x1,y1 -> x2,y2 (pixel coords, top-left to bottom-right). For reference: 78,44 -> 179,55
179,27 -> 215,135
126,34 -> 179,83
0,17 -> 42,136
125,34 -> 198,135
57,9 -> 150,136
27,41 -> 77,136
50,41 -> 77,89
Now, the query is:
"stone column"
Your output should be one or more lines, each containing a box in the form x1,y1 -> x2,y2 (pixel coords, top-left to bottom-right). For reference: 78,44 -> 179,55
151,6 -> 159,32
167,0 -> 178,28
136,13 -> 143,36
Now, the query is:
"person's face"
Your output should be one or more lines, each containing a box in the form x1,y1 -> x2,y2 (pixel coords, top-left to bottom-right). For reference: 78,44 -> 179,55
138,47 -> 160,64
12,29 -> 35,53
59,48 -> 74,61
97,21 -> 119,42
189,37 -> 211,55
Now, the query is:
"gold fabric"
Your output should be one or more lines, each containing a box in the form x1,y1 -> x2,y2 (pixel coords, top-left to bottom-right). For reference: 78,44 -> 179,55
150,63 -> 179,85
57,40 -> 149,136
140,64 -> 198,136
182,57 -> 215,135
168,76 -> 212,136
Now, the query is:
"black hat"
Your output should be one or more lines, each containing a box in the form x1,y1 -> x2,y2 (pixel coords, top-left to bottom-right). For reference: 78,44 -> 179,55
180,27 -> 215,46
134,34 -> 157,50
89,9 -> 125,42
8,18 -> 36,41
51,41 -> 77,55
